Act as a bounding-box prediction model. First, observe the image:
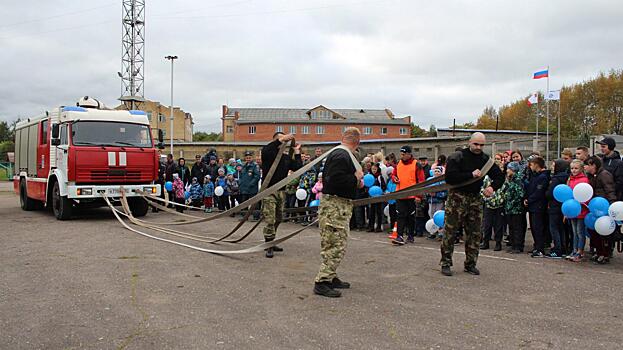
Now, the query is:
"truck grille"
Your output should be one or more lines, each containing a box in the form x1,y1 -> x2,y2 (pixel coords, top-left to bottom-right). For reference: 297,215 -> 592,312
76,169 -> 148,183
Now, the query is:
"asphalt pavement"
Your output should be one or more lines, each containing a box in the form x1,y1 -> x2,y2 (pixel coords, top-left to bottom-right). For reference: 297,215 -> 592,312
1,192 -> 622,349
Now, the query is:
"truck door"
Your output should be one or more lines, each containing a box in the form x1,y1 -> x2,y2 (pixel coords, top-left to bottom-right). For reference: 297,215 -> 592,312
55,124 -> 69,176
36,119 -> 49,179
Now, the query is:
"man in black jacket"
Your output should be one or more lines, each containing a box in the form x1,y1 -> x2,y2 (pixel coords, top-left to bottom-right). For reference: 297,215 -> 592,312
191,155 -> 209,185
440,132 -> 505,276
596,137 -> 623,200
313,127 -> 364,298
261,132 -> 302,258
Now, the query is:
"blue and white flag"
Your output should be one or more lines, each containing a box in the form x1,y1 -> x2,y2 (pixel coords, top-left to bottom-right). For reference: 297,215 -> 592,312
545,90 -> 560,101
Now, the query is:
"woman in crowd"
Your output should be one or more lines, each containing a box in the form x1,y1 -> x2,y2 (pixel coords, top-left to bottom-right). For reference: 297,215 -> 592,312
367,163 -> 387,233
585,156 -> 617,264
567,159 -> 589,261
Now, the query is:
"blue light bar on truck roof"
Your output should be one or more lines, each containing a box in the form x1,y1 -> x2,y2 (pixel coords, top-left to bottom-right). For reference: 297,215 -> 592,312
63,106 -> 87,112
129,110 -> 146,115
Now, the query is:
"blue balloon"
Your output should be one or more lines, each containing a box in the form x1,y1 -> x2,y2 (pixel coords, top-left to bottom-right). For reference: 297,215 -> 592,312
588,197 -> 609,217
363,174 -> 375,188
561,199 -> 581,218
433,210 -> 445,228
184,191 -> 190,199
553,184 -> 573,203
369,186 -> 382,197
310,199 -> 320,207
165,181 -> 173,192
585,212 -> 597,230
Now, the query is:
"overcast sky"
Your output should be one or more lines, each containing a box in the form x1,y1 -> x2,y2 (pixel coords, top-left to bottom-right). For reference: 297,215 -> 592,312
1,0 -> 621,132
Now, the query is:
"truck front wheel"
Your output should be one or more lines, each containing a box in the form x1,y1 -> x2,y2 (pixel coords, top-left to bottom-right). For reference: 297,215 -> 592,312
19,179 -> 38,211
127,197 -> 149,217
52,181 -> 73,220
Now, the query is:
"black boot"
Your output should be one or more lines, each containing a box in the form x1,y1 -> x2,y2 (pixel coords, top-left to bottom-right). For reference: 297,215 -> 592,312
331,277 -> 350,289
272,245 -> 283,252
265,238 -> 274,258
313,282 -> 341,297
441,266 -> 453,276
479,241 -> 490,250
464,266 -> 480,275
494,241 -> 502,251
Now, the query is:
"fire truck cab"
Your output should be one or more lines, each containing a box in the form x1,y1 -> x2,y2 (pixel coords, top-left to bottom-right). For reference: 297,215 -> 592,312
13,97 -> 162,220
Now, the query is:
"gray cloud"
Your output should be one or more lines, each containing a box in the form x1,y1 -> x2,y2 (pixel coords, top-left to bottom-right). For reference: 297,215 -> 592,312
1,0 -> 621,132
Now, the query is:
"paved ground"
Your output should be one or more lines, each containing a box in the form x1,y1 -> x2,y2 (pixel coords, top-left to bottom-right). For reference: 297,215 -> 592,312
1,191 -> 623,349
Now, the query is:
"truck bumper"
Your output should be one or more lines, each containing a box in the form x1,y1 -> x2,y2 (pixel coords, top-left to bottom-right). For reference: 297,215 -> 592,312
67,184 -> 161,199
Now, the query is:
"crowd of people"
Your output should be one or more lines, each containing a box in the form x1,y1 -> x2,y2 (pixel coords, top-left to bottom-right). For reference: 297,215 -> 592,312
155,137 -> 623,267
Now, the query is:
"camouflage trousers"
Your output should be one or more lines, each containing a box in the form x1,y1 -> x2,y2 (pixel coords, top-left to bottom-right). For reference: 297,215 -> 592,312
262,190 -> 285,241
315,194 -> 353,283
440,191 -> 483,268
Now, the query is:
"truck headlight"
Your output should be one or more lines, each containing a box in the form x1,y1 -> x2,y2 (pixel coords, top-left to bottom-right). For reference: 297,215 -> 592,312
143,187 -> 157,194
77,188 -> 92,195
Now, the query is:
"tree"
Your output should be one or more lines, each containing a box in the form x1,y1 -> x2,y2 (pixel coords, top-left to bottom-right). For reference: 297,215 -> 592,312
193,132 -> 222,142
411,123 -> 428,137
0,121 -> 9,142
428,124 -> 437,136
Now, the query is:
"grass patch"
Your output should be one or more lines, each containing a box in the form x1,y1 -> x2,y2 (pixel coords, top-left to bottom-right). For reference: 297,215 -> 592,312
0,168 -> 8,181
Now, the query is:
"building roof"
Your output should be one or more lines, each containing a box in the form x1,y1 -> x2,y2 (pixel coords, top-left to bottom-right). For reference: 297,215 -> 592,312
437,128 -> 543,135
225,106 -> 409,125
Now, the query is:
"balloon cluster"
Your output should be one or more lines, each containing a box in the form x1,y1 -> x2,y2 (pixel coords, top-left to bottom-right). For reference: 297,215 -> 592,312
554,183 -> 620,236
426,210 -> 445,234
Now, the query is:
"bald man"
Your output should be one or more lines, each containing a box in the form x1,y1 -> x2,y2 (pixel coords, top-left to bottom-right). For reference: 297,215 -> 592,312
440,132 -> 505,276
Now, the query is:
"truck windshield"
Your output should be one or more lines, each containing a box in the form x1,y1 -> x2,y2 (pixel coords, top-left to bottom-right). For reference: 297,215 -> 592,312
71,121 -> 152,148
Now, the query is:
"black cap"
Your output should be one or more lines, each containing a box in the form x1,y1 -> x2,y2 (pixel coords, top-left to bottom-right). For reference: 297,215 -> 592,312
400,145 -> 412,153
244,150 -> 253,156
418,156 -> 428,160
596,137 -> 616,150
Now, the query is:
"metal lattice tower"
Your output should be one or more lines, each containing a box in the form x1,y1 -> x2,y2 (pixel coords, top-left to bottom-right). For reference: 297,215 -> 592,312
119,0 -> 145,110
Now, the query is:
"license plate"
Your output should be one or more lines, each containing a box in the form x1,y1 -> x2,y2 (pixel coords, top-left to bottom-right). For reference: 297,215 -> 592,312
107,188 -> 121,196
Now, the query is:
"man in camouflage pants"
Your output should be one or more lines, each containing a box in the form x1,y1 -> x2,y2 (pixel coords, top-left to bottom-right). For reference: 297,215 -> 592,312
440,132 -> 504,276
314,127 -> 364,298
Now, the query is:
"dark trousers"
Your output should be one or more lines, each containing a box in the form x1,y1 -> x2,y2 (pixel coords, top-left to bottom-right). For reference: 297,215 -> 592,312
175,197 -> 185,213
589,229 -> 611,257
482,206 -> 505,242
396,199 -> 416,238
548,212 -> 565,255
508,214 -> 525,251
368,203 -> 383,229
217,195 -> 230,211
529,211 -> 546,253
239,193 -> 260,220
388,203 -> 397,231
229,195 -> 238,209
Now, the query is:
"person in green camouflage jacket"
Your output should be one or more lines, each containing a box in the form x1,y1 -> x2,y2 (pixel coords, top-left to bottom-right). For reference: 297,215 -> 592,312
503,161 -> 526,253
480,175 -> 505,250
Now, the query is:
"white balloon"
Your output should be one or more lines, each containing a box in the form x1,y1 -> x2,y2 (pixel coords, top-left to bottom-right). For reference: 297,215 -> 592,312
384,205 -> 390,217
425,219 -> 439,234
573,183 -> 593,203
608,201 -> 623,221
214,186 -> 224,197
296,188 -> 308,201
595,216 -> 616,236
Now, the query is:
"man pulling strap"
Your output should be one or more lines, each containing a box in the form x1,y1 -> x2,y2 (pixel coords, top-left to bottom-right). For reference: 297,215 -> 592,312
261,132 -> 302,258
313,127 -> 364,298
440,132 -> 504,276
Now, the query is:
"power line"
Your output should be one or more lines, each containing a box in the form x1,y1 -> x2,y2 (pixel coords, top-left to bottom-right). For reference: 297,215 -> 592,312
0,19 -> 117,41
0,2 -> 116,30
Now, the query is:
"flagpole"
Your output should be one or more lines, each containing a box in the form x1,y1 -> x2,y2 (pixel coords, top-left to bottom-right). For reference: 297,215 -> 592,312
557,96 -> 561,157
546,65 -> 550,163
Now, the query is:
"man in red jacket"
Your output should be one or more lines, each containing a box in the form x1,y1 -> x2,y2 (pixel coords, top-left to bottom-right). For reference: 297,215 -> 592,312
391,145 -> 425,245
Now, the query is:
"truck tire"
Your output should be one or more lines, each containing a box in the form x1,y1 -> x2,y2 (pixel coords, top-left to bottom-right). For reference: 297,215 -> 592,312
127,197 -> 149,217
52,181 -> 72,220
19,179 -> 38,211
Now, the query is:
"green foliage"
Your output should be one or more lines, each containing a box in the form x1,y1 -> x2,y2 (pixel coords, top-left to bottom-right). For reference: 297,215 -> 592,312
0,121 -> 10,142
411,123 -> 437,137
193,132 -> 222,142
0,141 -> 14,161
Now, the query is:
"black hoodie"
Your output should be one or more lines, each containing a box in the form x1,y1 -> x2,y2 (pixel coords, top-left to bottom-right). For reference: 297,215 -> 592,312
599,150 -> 623,200
545,159 -> 570,214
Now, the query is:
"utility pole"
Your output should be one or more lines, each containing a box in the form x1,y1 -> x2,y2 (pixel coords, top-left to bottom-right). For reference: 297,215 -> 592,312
165,55 -> 178,155
119,0 -> 145,110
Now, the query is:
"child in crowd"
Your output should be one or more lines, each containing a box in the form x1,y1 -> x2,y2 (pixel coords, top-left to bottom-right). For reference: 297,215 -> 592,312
525,156 -> 550,258
203,175 -> 214,213
284,171 -> 300,221
545,159 -> 570,258
504,161 -> 526,253
172,173 -> 185,213
311,172 -> 324,200
188,177 -> 203,209
385,168 -> 397,233
298,169 -> 317,225
567,159 -> 589,261
585,156 -> 617,264
480,171 -> 505,251
215,168 -> 230,211
367,163 -> 386,233
226,173 -> 240,211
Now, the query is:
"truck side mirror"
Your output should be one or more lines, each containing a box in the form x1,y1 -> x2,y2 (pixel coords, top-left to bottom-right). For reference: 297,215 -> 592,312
51,124 -> 60,145
157,129 -> 165,149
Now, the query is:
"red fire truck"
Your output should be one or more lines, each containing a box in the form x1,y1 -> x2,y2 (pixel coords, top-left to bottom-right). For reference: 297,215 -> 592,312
13,97 -> 162,220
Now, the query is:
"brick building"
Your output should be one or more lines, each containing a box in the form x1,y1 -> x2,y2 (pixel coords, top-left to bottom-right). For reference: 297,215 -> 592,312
221,105 -> 411,142
116,99 -> 194,142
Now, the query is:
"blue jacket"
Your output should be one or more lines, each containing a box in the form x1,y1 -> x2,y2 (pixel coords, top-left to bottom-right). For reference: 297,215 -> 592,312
216,176 -> 229,196
525,170 -> 550,213
189,183 -> 203,200
203,182 -> 214,197
545,160 -> 570,214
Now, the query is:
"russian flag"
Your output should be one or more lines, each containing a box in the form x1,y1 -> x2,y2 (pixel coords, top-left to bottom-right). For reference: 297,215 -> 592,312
533,69 -> 549,79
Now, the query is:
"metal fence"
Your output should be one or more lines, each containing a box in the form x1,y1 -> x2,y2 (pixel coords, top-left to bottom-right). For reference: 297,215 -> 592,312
0,162 -> 13,180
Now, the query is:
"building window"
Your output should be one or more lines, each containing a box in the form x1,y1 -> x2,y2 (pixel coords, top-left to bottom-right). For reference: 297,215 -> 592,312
275,125 -> 283,133
249,126 -> 256,134
311,109 -> 332,119
316,125 -> 325,134
363,127 -> 372,135
380,127 -> 388,135
146,111 -> 152,122
302,126 -> 310,134
400,127 -> 408,135
226,126 -> 233,133
289,125 -> 296,134
158,113 -> 166,123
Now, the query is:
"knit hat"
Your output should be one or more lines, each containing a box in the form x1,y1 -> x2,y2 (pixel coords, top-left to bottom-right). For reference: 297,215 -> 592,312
507,161 -> 521,173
